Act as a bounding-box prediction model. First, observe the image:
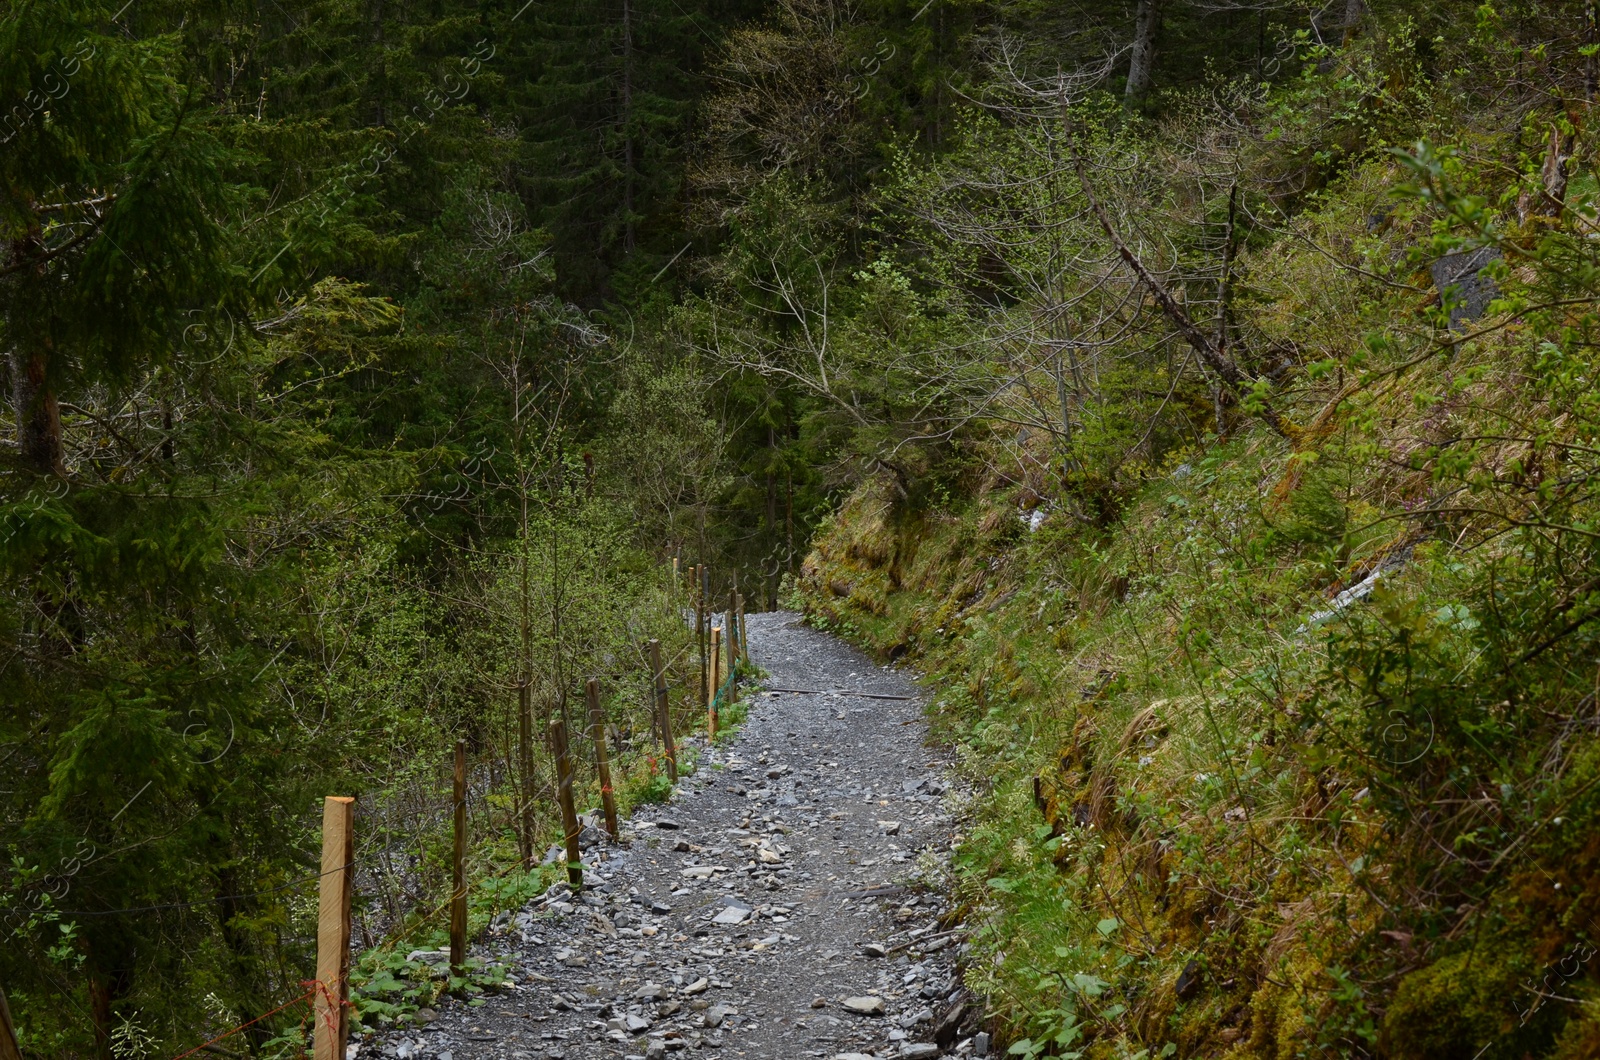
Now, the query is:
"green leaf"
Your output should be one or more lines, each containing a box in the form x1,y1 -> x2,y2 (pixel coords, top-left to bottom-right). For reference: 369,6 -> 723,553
1096,917 -> 1119,936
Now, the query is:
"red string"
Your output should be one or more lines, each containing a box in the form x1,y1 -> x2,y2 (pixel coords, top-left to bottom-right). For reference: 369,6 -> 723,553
167,985 -> 317,1060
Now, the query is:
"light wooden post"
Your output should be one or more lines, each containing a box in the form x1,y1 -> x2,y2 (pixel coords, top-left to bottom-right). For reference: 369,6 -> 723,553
518,681 -> 534,867
0,982 -> 22,1060
708,626 -> 722,739
450,740 -> 467,974
737,592 -> 749,664
313,796 -> 355,1060
587,678 -> 618,839
649,639 -> 677,782
550,717 -> 583,888
694,566 -> 707,711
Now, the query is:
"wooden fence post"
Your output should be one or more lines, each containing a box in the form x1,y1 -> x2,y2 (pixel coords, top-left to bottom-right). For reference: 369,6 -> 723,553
518,681 -> 534,868
450,740 -> 467,975
737,592 -> 749,665
0,983 -> 21,1060
649,639 -> 677,782
587,678 -> 618,839
550,716 -> 583,888
708,625 -> 722,739
695,566 -> 707,711
313,796 -> 355,1060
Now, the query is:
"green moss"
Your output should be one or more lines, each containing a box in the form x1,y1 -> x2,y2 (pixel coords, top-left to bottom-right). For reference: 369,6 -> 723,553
1380,949 -> 1555,1060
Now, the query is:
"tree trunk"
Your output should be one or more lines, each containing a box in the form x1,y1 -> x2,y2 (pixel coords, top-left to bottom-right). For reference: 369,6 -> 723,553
214,863 -> 272,1055
1517,123 -> 1573,223
12,346 -> 64,476
1587,0 -> 1598,103
8,232 -> 65,477
621,0 -> 636,254
86,957 -> 132,1060
1340,0 -> 1365,44
1125,0 -> 1160,105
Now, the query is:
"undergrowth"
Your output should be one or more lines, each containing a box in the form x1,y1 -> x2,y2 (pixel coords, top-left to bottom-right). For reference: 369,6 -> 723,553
798,143 -> 1600,1059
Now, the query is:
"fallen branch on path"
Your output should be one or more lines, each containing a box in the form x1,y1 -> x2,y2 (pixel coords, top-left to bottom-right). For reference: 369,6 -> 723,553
762,686 -> 917,701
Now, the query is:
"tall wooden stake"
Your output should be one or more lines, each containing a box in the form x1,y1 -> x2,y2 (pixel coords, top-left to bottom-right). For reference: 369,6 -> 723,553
737,592 -> 749,665
649,638 -> 677,782
587,678 -> 618,839
708,625 -> 722,739
694,566 -> 707,711
518,681 -> 534,867
313,796 -> 355,1060
550,716 -> 583,888
0,982 -> 22,1060
450,740 -> 467,974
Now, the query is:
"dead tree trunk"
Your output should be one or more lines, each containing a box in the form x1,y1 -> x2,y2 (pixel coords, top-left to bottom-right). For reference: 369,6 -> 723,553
1065,127 -> 1298,442
1125,0 -> 1161,105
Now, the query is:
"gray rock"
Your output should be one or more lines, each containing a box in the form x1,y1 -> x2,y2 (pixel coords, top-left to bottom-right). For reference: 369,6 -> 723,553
973,1031 -> 990,1057
405,949 -> 448,964
842,996 -> 885,1015
900,1046 -> 940,1059
634,982 -> 666,1000
624,1014 -> 651,1033
1430,245 -> 1502,330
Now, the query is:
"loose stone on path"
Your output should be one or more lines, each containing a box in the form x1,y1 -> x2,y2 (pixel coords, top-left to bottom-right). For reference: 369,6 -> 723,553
363,611 -> 975,1059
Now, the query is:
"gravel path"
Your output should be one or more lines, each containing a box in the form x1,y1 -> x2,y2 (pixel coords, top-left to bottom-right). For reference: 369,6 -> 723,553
365,611 -> 983,1060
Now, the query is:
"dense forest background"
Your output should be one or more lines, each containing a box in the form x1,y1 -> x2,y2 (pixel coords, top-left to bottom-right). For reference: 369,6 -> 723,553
4,0 -> 1600,1054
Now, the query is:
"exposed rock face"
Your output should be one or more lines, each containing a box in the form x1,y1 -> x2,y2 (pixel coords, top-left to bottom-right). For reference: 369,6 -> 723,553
1431,245 -> 1501,330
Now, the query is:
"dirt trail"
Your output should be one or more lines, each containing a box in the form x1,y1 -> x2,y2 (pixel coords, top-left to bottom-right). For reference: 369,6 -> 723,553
364,611 -> 981,1060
